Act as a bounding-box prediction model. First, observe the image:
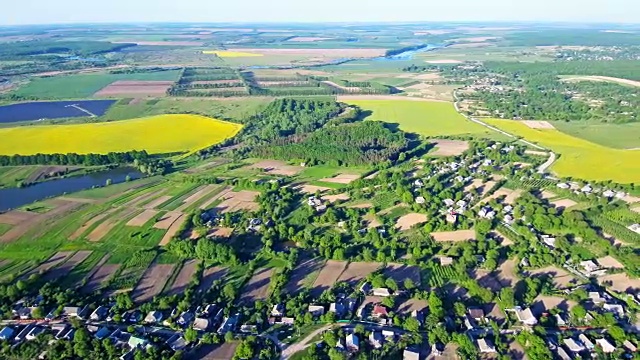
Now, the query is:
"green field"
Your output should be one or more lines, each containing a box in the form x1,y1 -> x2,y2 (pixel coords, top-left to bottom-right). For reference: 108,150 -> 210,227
486,119 -> 640,183
345,99 -> 498,137
13,70 -> 182,99
552,121 -> 640,149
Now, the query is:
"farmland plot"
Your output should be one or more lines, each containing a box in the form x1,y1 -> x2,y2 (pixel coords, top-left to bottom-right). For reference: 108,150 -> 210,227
94,81 -> 174,97
167,260 -> 199,295
526,266 -> 578,289
430,140 -> 470,156
198,266 -> 228,293
132,263 -> 176,303
1,198 -> 86,242
337,262 -> 380,287
23,251 -> 73,279
311,260 -> 347,297
87,207 -> 140,241
396,213 -> 428,231
213,190 -> 260,214
285,257 -> 324,294
239,268 -> 274,304
82,260 -> 121,293
69,208 -> 120,240
158,214 -> 187,246
42,251 -> 92,282
0,100 -> 116,124
383,263 -> 421,286
126,210 -> 159,227
430,229 -> 476,242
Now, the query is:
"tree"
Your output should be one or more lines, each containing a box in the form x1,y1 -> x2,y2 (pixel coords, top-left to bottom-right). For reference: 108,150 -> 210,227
570,304 -> 587,321
404,278 -> 416,290
404,317 -> 421,332
428,292 -> 444,318
608,325 -> 627,345
185,328 -> 198,343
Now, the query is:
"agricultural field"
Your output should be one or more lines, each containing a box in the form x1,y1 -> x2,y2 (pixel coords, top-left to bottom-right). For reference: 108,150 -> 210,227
344,99 -> 498,137
552,121 -> 640,149
0,114 -> 242,156
0,100 -> 116,124
13,70 -> 182,99
485,119 -> 640,183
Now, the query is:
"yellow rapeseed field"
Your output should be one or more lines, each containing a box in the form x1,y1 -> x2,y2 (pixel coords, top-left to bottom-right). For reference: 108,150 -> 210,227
0,114 -> 242,156
485,119 -> 640,183
202,50 -> 263,58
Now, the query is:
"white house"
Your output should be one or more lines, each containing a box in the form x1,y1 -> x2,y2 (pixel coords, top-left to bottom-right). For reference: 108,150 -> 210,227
477,338 -> 496,353
346,334 -> 359,351
563,338 -> 585,353
596,338 -> 616,353
515,307 -> 538,326
578,334 -> 594,350
372,288 -> 392,297
308,305 -> 325,316
403,349 -> 420,360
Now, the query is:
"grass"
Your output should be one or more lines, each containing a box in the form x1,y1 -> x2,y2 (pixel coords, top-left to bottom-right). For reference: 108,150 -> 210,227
0,114 -> 242,156
552,121 -> 640,149
68,177 -> 161,200
0,224 -> 12,236
485,119 -> 640,183
13,70 -> 182,99
202,50 -> 263,58
345,99 -> 497,137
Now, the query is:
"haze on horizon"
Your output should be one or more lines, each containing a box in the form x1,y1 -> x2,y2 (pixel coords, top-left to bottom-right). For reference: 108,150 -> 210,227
4,0 -> 639,26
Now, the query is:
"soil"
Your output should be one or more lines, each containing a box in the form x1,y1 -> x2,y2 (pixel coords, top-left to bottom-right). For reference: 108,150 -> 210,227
153,211 -> 183,230
198,266 -> 228,293
94,81 -> 174,97
167,259 -> 199,295
311,260 -> 347,297
430,229 -> 477,242
126,209 -> 159,227
430,139 -> 469,156
42,250 -> 92,281
158,213 -> 187,246
250,160 -> 304,176
132,263 -> 176,303
319,173 -> 360,184
337,262 -> 381,287
285,257 -> 324,294
522,120 -> 555,129
82,263 -> 121,293
396,213 -> 428,231
239,268 -> 274,304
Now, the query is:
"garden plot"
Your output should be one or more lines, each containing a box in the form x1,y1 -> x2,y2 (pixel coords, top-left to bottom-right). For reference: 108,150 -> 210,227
522,120 -> 555,129
42,251 -> 92,281
397,298 -> 428,314
94,81 -> 174,97
208,227 -> 234,238
132,263 -> 176,303
491,230 -> 514,246
249,160 -> 304,176
539,190 -> 557,199
1,198 -> 86,242
599,273 -> 640,292
495,259 -> 519,287
69,208 -> 120,240
526,266 -> 577,289
311,260 -> 348,297
87,207 -> 140,242
298,184 -> 332,194
383,263 -> 421,286
478,188 -> 523,206
126,210 -> 159,227
175,184 -> 220,212
597,255 -> 624,269
319,173 -> 360,184
23,251 -> 73,279
239,268 -> 274,304
198,266 -> 228,293
143,195 -> 173,209
200,186 -> 233,210
194,343 -> 239,360
396,213 -> 428,231
469,269 -> 507,292
322,193 -> 350,203
337,262 -> 381,287
550,198 -> 578,210
153,211 -> 184,230
363,213 -> 382,228
158,214 -> 187,246
430,229 -> 476,242
121,188 -> 167,208
213,190 -> 260,214
167,260 -> 199,295
532,295 -> 577,315
430,140 -> 469,156
0,210 -> 38,225
285,257 -> 324,294
82,262 -> 120,293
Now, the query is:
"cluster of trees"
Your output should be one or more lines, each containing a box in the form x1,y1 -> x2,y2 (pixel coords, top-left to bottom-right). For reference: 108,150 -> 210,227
0,40 -> 135,60
252,122 -> 409,166
167,237 -> 239,266
0,150 -> 150,167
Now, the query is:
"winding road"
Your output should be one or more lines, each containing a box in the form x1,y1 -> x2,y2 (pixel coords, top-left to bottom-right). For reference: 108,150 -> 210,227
452,90 -> 557,175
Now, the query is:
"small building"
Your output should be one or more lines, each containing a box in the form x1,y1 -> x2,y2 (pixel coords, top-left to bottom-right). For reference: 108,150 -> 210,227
563,338 -> 585,353
588,292 -> 607,304
144,311 -> 163,324
438,256 -> 454,266
581,185 -> 593,193
623,340 -> 637,352
382,330 -> 396,339
90,306 -> 109,321
540,234 -> 556,248
329,302 -> 346,316
603,303 -> 625,318
359,282 -> 372,294
557,183 -> 570,189
415,197 -> 426,205
579,260 -> 600,275
444,199 -> 455,207
372,288 -> 392,297
217,313 -> 240,334
369,331 -> 384,349
0,326 -> 15,341
346,333 -> 359,352
279,317 -> 295,326
555,347 -> 572,360
468,308 -> 485,323
446,213 -> 458,224
555,314 -> 567,326
308,305 -> 325,317
15,324 -> 35,342
515,307 -> 538,326
403,349 -> 420,360
95,327 -> 111,340
63,306 -> 89,319
240,325 -> 257,334
372,304 -> 389,318
166,335 -> 188,351
192,318 -> 210,331
602,190 -> 616,198
578,334 -> 594,350
271,304 -> 285,317
477,338 -> 496,353
596,338 -> 616,353
177,311 -> 195,326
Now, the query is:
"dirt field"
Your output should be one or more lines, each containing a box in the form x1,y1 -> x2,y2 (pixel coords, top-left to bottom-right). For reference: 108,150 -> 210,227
0,210 -> 38,225
153,211 -> 183,230
158,214 -> 187,246
70,208 -> 119,240
527,266 -> 577,288
337,262 -> 381,287
175,185 -> 220,212
550,198 -> 578,210
496,259 -> 519,287
599,273 -> 640,292
1,199 -> 86,243
192,79 -> 242,85
199,186 -> 233,210
143,195 -> 173,209
430,229 -> 476,242
239,268 -> 274,304
213,190 -> 260,214
42,250 -> 92,281
632,206 -> 640,214
539,190 -> 556,199
298,184 -> 332,194
248,160 -> 304,176
491,230 -> 514,246
349,202 -> 373,209
430,139 -> 470,156
227,48 -> 386,58
470,268 -> 507,292
479,188 -> 523,206
194,343 -> 240,360
113,40 -> 204,46
24,251 -> 73,279
597,255 -> 625,269
168,260 -> 199,295
363,213 -> 382,228
396,213 -> 428,231
94,80 -> 174,97
132,263 -> 176,303
525,150 -> 549,157
198,266 -> 228,293
322,193 -> 350,203
285,257 -> 324,294
396,298 -> 428,313
384,263 -> 421,286
319,173 -> 361,184
533,295 -> 577,315
464,179 -> 495,197
126,209 -> 159,227
82,262 -> 120,293
208,227 -> 234,238
522,120 -> 555,129
311,260 -> 348,297
561,75 -> 640,88
87,208 -> 139,242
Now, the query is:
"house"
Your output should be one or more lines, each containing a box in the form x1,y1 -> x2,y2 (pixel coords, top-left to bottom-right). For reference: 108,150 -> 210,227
479,207 -> 496,219
477,338 -> 496,353
503,205 -> 514,214
444,199 -> 455,207
90,306 -> 109,321
335,338 -> 345,351
119,350 -> 135,360
63,306 -> 89,319
414,179 -> 424,188
359,282 -> 372,294
540,234 -> 556,248
588,292 -> 607,304
308,305 -> 325,317
382,330 -> 396,339
16,307 -> 31,320
468,308 -> 485,323
193,318 -> 210,331
372,288 -> 392,297
218,313 -> 240,334
25,326 -> 44,341
504,214 -> 515,225
166,335 -> 188,351
578,334 -> 594,350
515,307 -> 538,326
439,256 -> 454,266
279,317 -> 295,326
602,190 -> 616,198
623,340 -> 637,352
52,324 -> 73,340
346,334 -> 359,351
446,213 -> 458,224
144,311 -> 163,324
563,338 -> 585,353
579,260 -> 600,275
271,304 -> 285,317
581,185 -> 593,193
557,183 -> 570,189
628,224 -> 640,235
369,331 -> 384,349
555,347 -> 572,360
603,303 -> 625,318
403,348 -> 420,360
15,323 -> 35,342
95,327 -> 111,340
596,338 -> 616,353
416,197 -> 426,204
240,325 -> 257,334
177,311 -> 195,326
372,304 -> 389,318
0,326 -> 15,341
329,302 -> 346,316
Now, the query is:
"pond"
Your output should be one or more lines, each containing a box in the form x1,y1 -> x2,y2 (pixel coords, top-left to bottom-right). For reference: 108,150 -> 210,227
0,100 -> 116,124
0,167 -> 143,212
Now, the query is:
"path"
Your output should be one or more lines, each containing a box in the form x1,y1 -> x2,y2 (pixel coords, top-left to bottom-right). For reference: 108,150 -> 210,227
452,89 -> 557,174
66,104 -> 97,117
280,324 -> 340,359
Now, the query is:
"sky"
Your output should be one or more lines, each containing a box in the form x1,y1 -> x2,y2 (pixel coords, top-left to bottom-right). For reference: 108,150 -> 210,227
3,0 -> 638,25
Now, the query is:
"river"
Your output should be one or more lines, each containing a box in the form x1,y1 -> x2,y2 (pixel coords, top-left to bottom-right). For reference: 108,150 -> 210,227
0,167 -> 143,212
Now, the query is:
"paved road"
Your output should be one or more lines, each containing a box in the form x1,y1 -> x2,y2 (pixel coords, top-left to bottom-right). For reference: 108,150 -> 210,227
280,324 -> 338,359
452,90 -> 556,174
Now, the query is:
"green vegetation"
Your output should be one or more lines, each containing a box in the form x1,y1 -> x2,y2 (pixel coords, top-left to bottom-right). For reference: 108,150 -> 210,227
553,121 -> 640,149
